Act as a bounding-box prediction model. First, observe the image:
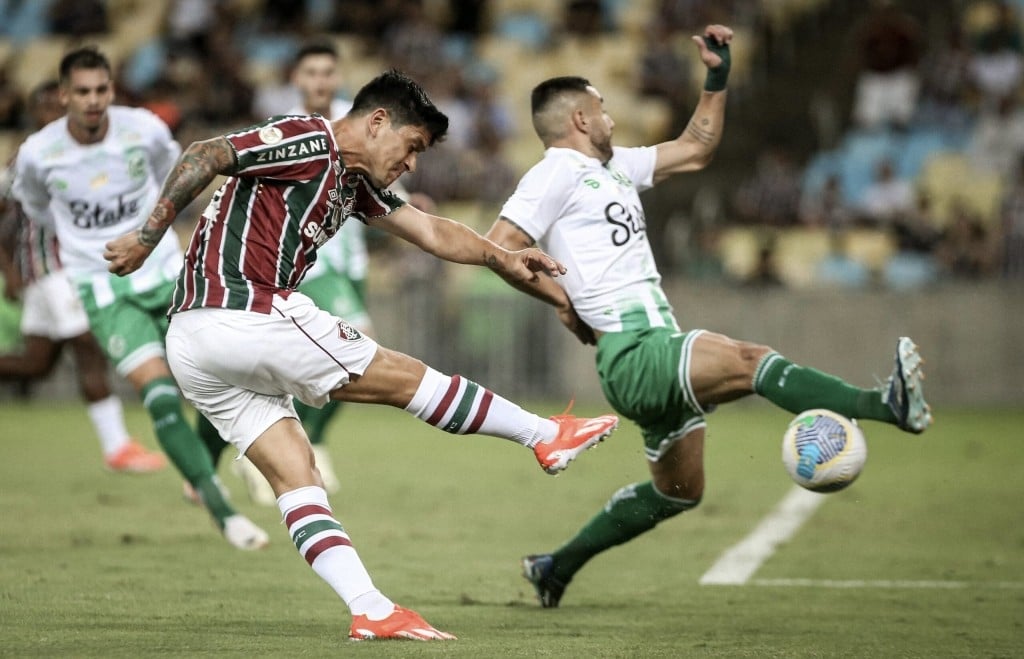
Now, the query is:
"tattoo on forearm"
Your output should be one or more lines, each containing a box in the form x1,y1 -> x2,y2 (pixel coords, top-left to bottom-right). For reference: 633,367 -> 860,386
137,137 -> 237,248
686,117 -> 715,145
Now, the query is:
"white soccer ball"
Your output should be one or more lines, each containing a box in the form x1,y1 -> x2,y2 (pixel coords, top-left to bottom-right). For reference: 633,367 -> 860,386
781,409 -> 867,493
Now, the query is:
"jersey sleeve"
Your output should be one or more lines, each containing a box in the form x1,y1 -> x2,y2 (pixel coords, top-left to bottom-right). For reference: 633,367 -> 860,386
611,145 -> 657,193
498,159 -> 568,242
226,115 -> 333,181
347,176 -> 405,223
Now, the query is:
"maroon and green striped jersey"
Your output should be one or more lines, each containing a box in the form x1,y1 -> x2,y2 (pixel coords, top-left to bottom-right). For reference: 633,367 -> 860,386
170,115 -> 404,315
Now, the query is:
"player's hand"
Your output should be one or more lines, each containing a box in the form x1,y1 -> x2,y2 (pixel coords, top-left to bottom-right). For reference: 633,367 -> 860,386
104,230 -> 153,276
557,303 -> 596,346
504,246 -> 566,283
691,24 -> 733,69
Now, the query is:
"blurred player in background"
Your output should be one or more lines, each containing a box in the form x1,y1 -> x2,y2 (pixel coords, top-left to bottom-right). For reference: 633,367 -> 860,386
0,80 -> 165,473
104,69 -> 619,641
12,47 -> 269,550
487,25 -> 932,608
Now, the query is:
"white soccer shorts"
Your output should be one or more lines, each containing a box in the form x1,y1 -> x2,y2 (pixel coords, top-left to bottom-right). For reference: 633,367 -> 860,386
19,271 -> 91,340
166,291 -> 379,454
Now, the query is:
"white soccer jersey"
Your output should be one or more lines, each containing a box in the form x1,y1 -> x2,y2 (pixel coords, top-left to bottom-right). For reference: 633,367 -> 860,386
499,145 -> 679,333
12,106 -> 183,306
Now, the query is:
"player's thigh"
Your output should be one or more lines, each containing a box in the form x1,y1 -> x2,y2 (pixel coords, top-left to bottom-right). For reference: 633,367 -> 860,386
649,426 -> 705,500
597,329 -> 708,461
168,293 -> 378,407
21,273 -> 90,340
329,345 -> 427,407
689,331 -> 772,405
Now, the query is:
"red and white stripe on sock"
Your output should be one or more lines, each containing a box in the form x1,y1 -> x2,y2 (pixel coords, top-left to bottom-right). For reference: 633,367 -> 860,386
278,486 -> 382,608
405,367 -> 552,445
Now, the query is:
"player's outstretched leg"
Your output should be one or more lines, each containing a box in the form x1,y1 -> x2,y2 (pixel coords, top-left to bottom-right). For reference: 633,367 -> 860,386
404,367 -> 618,475
750,336 -> 932,433
882,337 -> 933,433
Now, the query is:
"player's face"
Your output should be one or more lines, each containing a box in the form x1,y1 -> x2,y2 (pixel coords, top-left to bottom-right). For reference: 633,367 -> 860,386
292,54 -> 340,115
61,68 -> 114,135
368,116 -> 431,188
584,85 -> 614,162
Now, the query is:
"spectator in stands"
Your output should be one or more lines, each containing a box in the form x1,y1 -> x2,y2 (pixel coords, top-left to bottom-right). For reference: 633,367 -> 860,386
916,23 -> 972,129
732,146 -> 802,226
885,189 -> 941,289
860,157 -> 915,226
800,173 -> 853,230
936,200 -> 998,279
850,0 -> 922,131
0,63 -> 23,130
383,0 -> 446,82
563,0 -> 608,39
966,93 -> 1024,176
967,0 -> 1024,114
638,20 -> 694,139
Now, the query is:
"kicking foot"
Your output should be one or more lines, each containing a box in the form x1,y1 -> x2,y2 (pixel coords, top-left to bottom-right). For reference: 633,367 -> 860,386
349,605 -> 456,641
535,411 -> 619,475
521,554 -> 568,608
104,440 -> 167,473
882,336 -> 933,434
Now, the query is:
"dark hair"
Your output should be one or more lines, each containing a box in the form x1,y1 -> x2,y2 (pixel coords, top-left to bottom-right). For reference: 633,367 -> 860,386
350,69 -> 448,145
531,76 -> 592,116
293,41 -> 338,67
59,46 -> 111,84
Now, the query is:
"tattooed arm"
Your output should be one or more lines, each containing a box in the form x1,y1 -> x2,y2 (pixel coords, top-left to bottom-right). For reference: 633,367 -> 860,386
650,24 -> 732,185
105,137 -> 238,275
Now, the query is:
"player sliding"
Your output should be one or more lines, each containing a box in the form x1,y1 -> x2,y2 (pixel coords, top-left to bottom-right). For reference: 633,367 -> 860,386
104,69 -> 618,641
485,24 -> 932,608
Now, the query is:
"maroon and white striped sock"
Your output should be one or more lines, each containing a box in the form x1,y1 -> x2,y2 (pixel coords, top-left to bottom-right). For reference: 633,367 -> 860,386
277,486 -> 393,617
404,367 -> 557,446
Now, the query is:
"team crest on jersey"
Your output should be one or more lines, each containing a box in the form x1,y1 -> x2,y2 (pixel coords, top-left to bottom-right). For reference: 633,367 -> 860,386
126,147 -> 147,181
259,126 -> 283,144
336,320 -> 361,341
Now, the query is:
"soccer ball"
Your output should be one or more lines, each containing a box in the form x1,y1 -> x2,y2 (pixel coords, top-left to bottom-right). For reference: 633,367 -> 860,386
781,409 -> 867,493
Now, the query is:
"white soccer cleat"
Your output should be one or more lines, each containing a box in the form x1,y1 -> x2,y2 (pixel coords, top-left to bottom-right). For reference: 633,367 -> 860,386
232,455 -> 277,506
222,514 -> 270,551
882,336 -> 933,434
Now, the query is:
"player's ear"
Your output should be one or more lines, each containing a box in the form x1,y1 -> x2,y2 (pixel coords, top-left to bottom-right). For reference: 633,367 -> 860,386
571,107 -> 588,133
367,108 -> 389,136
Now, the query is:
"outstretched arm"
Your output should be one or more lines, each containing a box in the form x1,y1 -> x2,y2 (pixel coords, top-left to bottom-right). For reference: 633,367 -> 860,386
371,203 -> 567,286
104,136 -> 238,275
651,24 -> 733,184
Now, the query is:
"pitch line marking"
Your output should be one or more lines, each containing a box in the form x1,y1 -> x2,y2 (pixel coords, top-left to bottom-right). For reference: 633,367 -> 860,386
699,486 -> 825,586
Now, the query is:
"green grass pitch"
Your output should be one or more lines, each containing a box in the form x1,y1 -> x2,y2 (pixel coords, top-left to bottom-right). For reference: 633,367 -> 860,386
2,400 -> 1022,657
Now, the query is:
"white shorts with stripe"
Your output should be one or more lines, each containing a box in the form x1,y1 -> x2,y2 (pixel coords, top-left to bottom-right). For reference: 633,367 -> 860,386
166,291 -> 378,454
20,271 -> 91,340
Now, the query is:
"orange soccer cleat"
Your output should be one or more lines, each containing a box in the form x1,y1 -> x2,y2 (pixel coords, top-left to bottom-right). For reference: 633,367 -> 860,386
534,411 -> 619,475
348,605 -> 456,641
104,440 -> 167,473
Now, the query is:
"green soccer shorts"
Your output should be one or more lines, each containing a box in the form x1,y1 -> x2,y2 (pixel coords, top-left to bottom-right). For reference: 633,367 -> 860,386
595,327 -> 710,462
78,280 -> 173,377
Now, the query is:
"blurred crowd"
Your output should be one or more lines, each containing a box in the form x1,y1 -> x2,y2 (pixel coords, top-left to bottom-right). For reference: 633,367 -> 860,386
0,0 -> 1022,290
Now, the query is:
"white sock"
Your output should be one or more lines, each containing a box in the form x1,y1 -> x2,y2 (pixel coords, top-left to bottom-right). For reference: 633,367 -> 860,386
86,395 -> 131,456
405,367 -> 557,446
277,486 -> 394,615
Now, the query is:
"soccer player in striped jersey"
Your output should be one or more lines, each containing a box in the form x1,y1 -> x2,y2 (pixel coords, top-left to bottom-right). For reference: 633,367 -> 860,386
486,25 -> 932,608
0,80 -> 165,473
12,47 -> 268,550
104,69 -> 619,642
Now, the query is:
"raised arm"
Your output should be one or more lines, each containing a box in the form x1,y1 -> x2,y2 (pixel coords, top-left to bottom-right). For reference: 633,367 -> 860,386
104,136 -> 238,275
651,24 -> 733,185
371,203 -> 566,286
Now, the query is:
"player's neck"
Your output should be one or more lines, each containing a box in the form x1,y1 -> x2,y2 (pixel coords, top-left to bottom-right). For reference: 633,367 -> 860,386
67,116 -> 109,145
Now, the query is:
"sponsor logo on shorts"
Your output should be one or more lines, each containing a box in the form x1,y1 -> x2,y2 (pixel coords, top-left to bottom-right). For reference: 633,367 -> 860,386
337,321 -> 361,341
